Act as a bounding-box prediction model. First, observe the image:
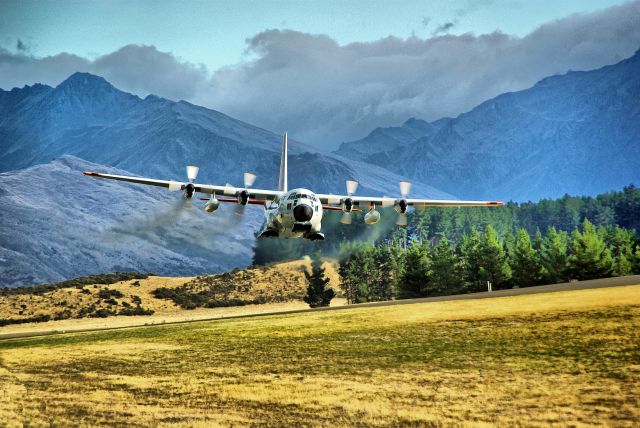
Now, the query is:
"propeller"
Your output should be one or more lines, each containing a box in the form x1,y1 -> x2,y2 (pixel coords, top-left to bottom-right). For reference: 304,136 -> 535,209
395,181 -> 411,226
340,180 -> 358,224
400,181 -> 411,198
187,165 -> 199,182
244,172 -> 256,188
168,165 -> 199,192
235,172 -> 256,216
340,212 -> 352,225
346,180 -> 358,196
167,165 -> 200,209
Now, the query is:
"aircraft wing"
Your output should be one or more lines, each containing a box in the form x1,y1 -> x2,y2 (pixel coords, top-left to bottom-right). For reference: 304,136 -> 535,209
83,171 -> 282,201
315,194 -> 504,208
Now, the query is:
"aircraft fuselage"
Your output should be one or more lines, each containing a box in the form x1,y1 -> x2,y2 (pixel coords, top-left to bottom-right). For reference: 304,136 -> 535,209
260,188 -> 324,240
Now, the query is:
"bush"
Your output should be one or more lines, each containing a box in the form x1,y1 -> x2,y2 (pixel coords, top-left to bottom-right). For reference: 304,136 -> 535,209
0,314 -> 51,327
90,308 -> 116,318
98,289 -> 124,299
118,305 -> 155,316
54,310 -> 73,320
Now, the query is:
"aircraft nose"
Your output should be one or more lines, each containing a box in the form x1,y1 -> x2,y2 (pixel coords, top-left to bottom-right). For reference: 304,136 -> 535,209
293,204 -> 313,222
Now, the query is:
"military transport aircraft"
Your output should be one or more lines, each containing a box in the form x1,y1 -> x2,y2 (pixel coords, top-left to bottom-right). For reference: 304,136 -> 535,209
84,133 -> 504,240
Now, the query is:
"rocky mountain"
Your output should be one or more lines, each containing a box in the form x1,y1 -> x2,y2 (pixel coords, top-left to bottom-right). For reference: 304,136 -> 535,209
0,72 -> 451,199
0,156 -> 265,287
335,117 -> 451,162
335,49 -> 640,202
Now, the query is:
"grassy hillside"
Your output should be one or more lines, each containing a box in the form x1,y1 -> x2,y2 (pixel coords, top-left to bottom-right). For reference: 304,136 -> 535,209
0,259 -> 340,326
1,285 -> 638,426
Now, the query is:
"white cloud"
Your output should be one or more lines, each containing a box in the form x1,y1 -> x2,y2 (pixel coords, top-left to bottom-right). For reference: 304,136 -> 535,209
1,1 -> 639,148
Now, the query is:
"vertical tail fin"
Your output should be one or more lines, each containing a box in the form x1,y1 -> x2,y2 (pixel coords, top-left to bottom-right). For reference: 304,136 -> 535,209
278,132 -> 288,192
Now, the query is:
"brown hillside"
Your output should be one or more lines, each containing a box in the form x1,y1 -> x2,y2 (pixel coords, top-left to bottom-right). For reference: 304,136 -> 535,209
0,259 -> 340,325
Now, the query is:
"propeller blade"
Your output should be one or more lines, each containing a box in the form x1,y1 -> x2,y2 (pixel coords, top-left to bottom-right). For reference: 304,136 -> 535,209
400,181 -> 411,198
396,212 -> 408,227
340,212 -> 352,225
346,180 -> 358,196
244,172 -> 257,188
186,165 -> 199,182
234,204 -> 246,217
168,181 -> 182,192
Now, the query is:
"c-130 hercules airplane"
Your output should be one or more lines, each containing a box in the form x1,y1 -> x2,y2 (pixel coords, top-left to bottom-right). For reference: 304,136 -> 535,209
84,133 -> 503,240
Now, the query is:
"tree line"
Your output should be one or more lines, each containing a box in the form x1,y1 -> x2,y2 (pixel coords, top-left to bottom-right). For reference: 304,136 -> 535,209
338,220 -> 640,303
252,185 -> 640,266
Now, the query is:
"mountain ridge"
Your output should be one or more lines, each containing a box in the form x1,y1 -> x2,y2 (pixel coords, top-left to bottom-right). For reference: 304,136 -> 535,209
0,72 -> 452,199
335,49 -> 640,201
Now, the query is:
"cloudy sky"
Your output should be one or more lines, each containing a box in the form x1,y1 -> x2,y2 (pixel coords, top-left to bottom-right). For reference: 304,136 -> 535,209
1,0 -> 639,148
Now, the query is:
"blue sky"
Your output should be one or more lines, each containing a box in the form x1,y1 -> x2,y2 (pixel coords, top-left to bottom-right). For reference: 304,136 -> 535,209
0,0 -> 625,70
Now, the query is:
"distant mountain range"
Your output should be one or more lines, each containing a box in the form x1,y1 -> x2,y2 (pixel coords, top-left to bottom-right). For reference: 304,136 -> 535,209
335,49 -> 640,201
0,72 -> 449,199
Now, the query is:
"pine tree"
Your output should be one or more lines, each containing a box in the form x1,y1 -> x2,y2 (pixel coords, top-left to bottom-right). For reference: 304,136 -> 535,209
304,253 -> 335,308
338,253 -> 357,304
478,225 -> 511,289
354,246 -> 376,302
510,228 -> 541,287
632,246 -> 640,275
532,228 -> 544,251
539,227 -> 569,284
502,229 -> 515,261
459,228 -> 483,292
568,219 -> 614,280
372,245 -> 395,301
429,236 -> 463,295
397,241 -> 430,298
605,226 -> 635,276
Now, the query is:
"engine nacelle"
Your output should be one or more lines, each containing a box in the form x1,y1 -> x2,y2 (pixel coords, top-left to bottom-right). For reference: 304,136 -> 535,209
237,190 -> 249,205
183,183 -> 195,199
394,199 -> 408,214
342,197 -> 354,213
204,197 -> 220,213
364,209 -> 381,225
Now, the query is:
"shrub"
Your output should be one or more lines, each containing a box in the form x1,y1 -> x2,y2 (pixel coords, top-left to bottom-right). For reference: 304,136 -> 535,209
98,289 -> 124,299
118,305 -> 155,316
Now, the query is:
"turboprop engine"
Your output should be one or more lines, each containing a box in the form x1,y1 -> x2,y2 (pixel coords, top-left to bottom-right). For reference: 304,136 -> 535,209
168,165 -> 199,200
184,165 -> 199,199
394,198 -> 408,214
342,197 -> 353,213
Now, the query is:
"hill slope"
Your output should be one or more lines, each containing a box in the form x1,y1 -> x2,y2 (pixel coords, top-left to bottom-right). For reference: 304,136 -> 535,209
0,156 -> 264,287
0,259 -> 340,323
335,49 -> 640,201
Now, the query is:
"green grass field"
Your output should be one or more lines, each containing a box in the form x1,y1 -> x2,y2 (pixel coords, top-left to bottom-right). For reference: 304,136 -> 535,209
1,285 -> 639,426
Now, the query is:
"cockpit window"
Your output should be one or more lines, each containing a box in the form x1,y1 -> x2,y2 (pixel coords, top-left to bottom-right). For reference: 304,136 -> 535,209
288,192 -> 318,200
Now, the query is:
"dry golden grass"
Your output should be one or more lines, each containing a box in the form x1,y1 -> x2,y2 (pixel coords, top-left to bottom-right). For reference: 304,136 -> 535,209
0,285 -> 639,426
0,259 -> 341,327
